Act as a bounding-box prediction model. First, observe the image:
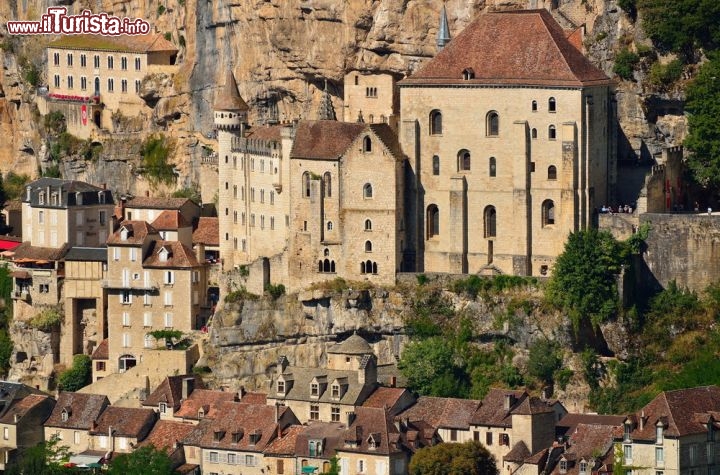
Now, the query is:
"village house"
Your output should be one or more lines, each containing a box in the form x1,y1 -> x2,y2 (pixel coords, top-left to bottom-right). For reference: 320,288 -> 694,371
43,392 -> 109,456
44,34 -> 178,137
121,196 -> 201,228
87,406 -> 157,456
138,419 -> 198,472
171,389 -> 238,424
396,395 -> 481,444
263,422 -> 347,475
142,374 -> 205,420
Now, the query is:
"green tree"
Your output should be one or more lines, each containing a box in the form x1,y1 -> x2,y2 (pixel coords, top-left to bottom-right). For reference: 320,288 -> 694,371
6,434 -> 73,475
613,48 -> 640,81
685,54 -> 720,191
4,172 -> 30,201
107,445 -> 173,475
527,339 -> 562,385
637,0 -> 720,56
58,354 -> 91,392
546,229 -> 627,330
321,456 -> 340,475
409,441 -> 498,475
398,336 -> 467,397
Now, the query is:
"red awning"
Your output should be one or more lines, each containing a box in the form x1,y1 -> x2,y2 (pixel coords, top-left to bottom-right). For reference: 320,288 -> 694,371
0,240 -> 20,251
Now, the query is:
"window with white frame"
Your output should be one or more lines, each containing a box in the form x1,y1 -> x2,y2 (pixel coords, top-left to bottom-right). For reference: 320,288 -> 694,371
143,312 -> 152,327
164,291 -> 173,306
144,334 -> 153,348
624,445 -> 633,463
129,248 -> 137,262
164,271 -> 174,285
113,247 -> 120,261
245,454 -> 256,466
122,333 -> 131,348
227,453 -> 237,465
122,312 -> 130,326
121,290 -> 131,304
164,312 -> 173,327
656,447 -> 664,465
208,451 -> 219,463
143,291 -> 151,306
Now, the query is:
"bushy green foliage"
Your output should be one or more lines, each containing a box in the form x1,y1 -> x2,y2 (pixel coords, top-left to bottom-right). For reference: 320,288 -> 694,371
409,441 -> 498,475
613,48 -> 640,80
58,355 -> 91,392
320,456 -> 340,475
224,287 -> 260,303
648,60 -> 683,88
6,434 -> 72,475
637,0 -> 720,56
147,329 -> 183,348
398,336 -> 468,397
42,164 -> 61,178
43,111 -> 66,136
450,275 -> 537,299
21,60 -> 40,87
4,172 -> 30,201
580,348 -> 605,390
527,339 -> 562,385
157,5 -> 166,15
685,54 -> 720,190
108,444 -> 173,475
141,134 -> 176,185
172,185 -> 201,204
80,140 -> 103,162
265,283 -> 286,300
49,132 -> 83,161
29,307 -> 63,331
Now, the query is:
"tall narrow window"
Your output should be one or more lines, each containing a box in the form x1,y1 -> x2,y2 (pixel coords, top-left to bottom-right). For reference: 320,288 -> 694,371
427,204 -> 439,238
532,128 -> 538,139
430,110 -> 442,135
489,157 -> 497,177
532,100 -> 538,111
542,200 -> 555,227
363,183 -> 373,198
458,150 -> 471,172
549,97 -> 556,112
549,125 -> 557,140
548,165 -> 557,180
484,206 -> 496,237
323,172 -> 332,197
487,111 -> 499,136
303,172 -> 310,198
365,219 -> 372,231
432,155 -> 440,175
365,241 -> 372,252
363,136 -> 372,152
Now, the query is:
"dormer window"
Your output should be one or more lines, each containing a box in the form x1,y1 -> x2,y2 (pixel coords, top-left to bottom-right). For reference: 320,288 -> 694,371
311,382 -> 319,397
76,192 -> 83,205
249,431 -> 262,445
159,403 -> 167,414
159,247 -> 170,262
368,434 -> 379,450
120,227 -> 129,241
198,408 -> 205,419
61,410 -> 69,422
213,430 -> 225,441
624,422 -> 633,442
277,380 -> 285,394
656,424 -> 664,444
232,431 -> 243,443
51,193 -> 59,206
462,68 -> 475,80
559,459 -> 568,474
39,192 -> 45,205
579,461 -> 588,475
331,384 -> 340,398
98,191 -> 106,204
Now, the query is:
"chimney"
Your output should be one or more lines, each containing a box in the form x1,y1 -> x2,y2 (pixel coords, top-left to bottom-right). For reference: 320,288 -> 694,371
236,386 -> 246,402
182,377 -> 195,400
13,413 -> 19,424
504,394 -> 515,411
275,402 -> 279,423
640,410 -> 645,431
390,376 -> 396,388
347,412 -> 356,427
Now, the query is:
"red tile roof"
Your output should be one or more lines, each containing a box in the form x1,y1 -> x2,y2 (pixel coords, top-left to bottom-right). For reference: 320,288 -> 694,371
48,34 -> 177,53
0,394 -> 54,424
12,242 -> 70,261
142,241 -> 201,269
91,339 -> 109,360
173,390 -> 236,421
125,197 -> 198,211
192,217 -> 219,246
263,425 -> 304,456
151,210 -> 191,230
397,396 -> 481,430
550,423 -> 618,475
138,420 -> 196,454
291,121 -> 367,160
401,10 -> 610,88
340,406 -> 405,456
558,413 -> 626,436
45,393 -> 109,430
89,406 -> 157,439
469,388 -> 527,427
142,375 -> 205,411
246,124 -> 290,142
107,221 -> 158,246
363,387 -> 414,415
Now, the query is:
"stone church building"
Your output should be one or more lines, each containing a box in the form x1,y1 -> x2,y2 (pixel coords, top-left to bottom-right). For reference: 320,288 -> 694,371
215,8 -> 615,289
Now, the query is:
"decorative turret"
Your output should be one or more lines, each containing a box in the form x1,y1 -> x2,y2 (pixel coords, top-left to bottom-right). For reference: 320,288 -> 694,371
317,80 -> 337,121
214,69 -> 249,132
437,4 -> 451,51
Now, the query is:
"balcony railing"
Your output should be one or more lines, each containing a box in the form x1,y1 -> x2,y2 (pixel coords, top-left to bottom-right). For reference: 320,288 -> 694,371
100,280 -> 158,291
12,291 -> 30,301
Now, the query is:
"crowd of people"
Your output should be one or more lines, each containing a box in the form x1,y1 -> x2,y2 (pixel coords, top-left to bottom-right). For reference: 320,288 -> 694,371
600,204 -> 634,214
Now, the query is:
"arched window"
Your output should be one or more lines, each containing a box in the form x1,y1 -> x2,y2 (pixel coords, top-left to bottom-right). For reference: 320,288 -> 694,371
458,150 -> 471,172
542,200 -> 555,227
548,165 -> 557,180
430,110 -> 442,135
324,248 -> 330,257
484,206 -> 497,238
360,262 -> 366,274
365,219 -> 372,231
432,155 -> 440,175
318,260 -> 323,272
363,183 -> 373,199
327,221 -> 333,231
532,100 -> 538,112
549,97 -> 556,112
532,128 -> 538,139
548,125 -> 556,140
365,241 -> 372,252
489,157 -> 497,177
372,262 -> 378,274
427,204 -> 439,239
323,259 -> 331,273
323,172 -> 332,197
486,111 -> 499,136
303,172 -> 311,198
330,261 -> 336,273
363,136 -> 372,152
366,260 -> 373,275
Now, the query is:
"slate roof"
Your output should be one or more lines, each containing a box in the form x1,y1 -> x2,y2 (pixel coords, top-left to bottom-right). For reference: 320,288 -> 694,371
327,333 -> 373,355
339,406 -> 405,456
192,217 -> 219,246
214,69 -> 249,111
124,197 -> 197,211
64,247 -> 107,262
271,363 -> 378,406
362,387 -> 414,415
142,375 -> 205,412
89,406 -> 157,440
625,385 -> 720,440
173,390 -> 236,421
151,210 -> 191,230
44,393 -> 109,430
401,9 -> 610,88
107,221 -> 158,246
12,242 -> 70,261
181,401 -> 291,451
138,420 -> 196,454
550,423 -> 617,475
23,178 -> 113,207
469,388 -> 527,427
91,339 -> 109,360
294,421 -> 346,457
143,241 -> 201,269
48,34 -> 177,53
397,396 -> 481,430
0,394 -> 54,425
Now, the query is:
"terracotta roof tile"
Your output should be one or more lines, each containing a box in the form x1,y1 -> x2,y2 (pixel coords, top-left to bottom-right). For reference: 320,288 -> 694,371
44,393 -> 109,430
550,423 -> 618,475
294,421 -> 346,457
363,387 -> 413,415
327,333 -> 373,355
91,339 -> 109,360
12,242 -> 70,261
291,121 -> 367,160
151,210 -> 191,230
469,388 -> 527,427
214,70 -> 249,111
143,241 -> 201,268
48,34 -> 177,54
174,390 -> 236,421
397,396 -> 481,430
340,406 -> 405,456
0,394 -> 54,424
401,10 -> 610,88
125,197 -> 198,211
4,200 -> 21,211
142,375 -> 205,411
504,440 -> 531,462
192,217 -> 219,246
263,425 -> 304,456
246,125 -> 290,142
511,395 -> 554,415
558,413 -> 626,436
89,406 -> 157,439
107,221 -> 158,246
138,420 -> 196,453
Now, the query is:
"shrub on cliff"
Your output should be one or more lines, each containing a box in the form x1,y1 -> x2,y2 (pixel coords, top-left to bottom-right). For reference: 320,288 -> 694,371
141,134 -> 176,185
58,354 -> 91,392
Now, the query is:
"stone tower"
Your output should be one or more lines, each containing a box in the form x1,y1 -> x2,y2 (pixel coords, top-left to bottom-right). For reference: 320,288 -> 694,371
215,69 -> 249,270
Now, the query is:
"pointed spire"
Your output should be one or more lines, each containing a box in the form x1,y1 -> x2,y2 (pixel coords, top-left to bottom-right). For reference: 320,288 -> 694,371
215,69 -> 249,111
317,80 -> 337,121
437,4 -> 451,51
